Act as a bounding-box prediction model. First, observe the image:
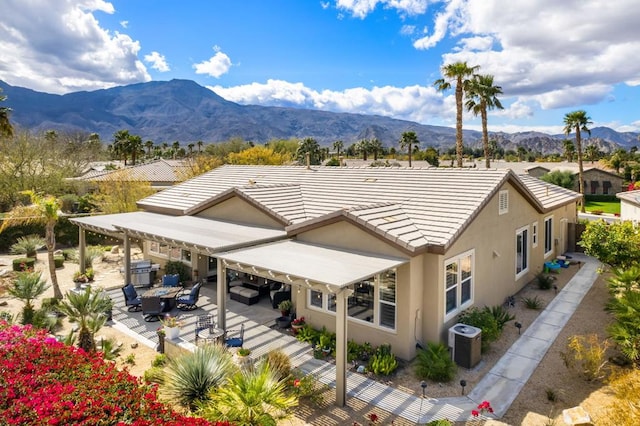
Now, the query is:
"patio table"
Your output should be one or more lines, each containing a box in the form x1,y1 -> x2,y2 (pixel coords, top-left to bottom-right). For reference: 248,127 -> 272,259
142,287 -> 182,311
197,327 -> 225,345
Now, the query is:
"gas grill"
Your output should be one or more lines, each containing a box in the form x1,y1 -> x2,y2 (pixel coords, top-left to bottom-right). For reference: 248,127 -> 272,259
122,260 -> 159,288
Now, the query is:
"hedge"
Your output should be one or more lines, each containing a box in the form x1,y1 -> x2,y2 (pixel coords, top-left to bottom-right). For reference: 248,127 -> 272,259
12,258 -> 36,271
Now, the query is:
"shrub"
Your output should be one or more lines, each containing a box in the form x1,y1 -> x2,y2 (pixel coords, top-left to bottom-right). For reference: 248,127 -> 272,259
369,345 -> 398,376
458,307 -> 500,352
598,368 -> 640,425
522,296 -> 544,310
487,305 -> 515,331
0,322 -> 214,425
12,257 -> 35,272
165,260 -> 191,283
152,353 -> 168,367
53,255 -> 64,268
537,272 -> 555,290
144,366 -> 166,384
415,342 -> 457,382
264,349 -> 292,381
560,334 -> 610,381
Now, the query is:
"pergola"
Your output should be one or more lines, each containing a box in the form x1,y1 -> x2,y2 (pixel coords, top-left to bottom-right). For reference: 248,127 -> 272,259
70,212 -> 407,406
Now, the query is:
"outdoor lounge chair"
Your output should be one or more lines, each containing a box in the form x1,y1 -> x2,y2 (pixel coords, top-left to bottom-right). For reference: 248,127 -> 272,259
224,323 -> 244,348
162,274 -> 181,287
121,283 -> 142,312
141,296 -> 166,322
176,281 -> 202,311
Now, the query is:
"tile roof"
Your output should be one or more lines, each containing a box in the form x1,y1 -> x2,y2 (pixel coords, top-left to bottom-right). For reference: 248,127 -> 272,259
70,159 -> 189,186
617,189 -> 640,206
138,165 -> 580,252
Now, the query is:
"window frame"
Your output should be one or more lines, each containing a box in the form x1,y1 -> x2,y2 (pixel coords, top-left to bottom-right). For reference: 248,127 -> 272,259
516,225 -> 529,280
444,249 -> 475,322
544,216 -> 553,258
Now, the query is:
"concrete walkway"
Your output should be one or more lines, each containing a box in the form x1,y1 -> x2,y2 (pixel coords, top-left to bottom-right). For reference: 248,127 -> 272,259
110,252 -> 600,424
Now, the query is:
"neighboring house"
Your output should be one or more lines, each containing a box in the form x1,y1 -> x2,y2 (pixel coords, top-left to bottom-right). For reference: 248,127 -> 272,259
68,159 -> 189,191
525,165 -> 624,195
71,165 -> 580,405
617,189 -> 640,223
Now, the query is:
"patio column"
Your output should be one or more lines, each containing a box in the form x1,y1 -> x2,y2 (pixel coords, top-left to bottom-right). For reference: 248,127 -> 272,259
78,227 -> 86,274
123,232 -> 131,286
216,258 -> 226,330
335,287 -> 353,407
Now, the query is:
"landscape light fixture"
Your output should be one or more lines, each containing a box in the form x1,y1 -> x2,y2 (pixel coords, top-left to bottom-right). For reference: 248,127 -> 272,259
421,381 -> 427,398
515,321 -> 522,335
460,379 -> 467,395
553,284 -> 558,294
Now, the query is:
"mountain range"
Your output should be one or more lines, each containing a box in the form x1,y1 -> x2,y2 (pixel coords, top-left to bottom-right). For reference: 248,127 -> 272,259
1,79 -> 638,154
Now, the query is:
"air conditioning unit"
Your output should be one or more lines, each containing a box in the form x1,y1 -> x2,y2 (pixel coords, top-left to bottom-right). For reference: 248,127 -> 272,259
448,323 -> 482,369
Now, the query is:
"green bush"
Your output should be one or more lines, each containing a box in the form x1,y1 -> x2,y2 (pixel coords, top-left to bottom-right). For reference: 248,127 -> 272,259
522,296 -> 544,310
12,257 -> 35,271
415,342 -> 457,382
368,344 -> 398,375
537,272 -> 554,290
458,307 -> 500,352
53,255 -> 65,268
151,354 -> 167,367
143,366 -> 166,384
164,260 -> 190,283
487,305 -> 516,331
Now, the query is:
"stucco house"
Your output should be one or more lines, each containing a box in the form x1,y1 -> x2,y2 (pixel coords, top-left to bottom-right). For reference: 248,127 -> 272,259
617,189 -> 640,223
525,164 -> 624,195
70,165 -> 580,405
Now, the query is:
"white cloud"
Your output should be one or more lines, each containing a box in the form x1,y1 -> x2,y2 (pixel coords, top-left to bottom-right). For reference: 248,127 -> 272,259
120,20 -> 128,28
336,0 -> 429,18
193,47 -> 232,78
144,51 -> 170,72
0,0 -> 149,94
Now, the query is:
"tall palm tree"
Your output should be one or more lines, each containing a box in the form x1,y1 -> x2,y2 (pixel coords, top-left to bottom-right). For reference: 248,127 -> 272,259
58,288 -> 112,352
0,88 -> 13,138
563,110 -> 593,213
465,74 -> 504,168
296,137 -> 321,165
0,191 -> 63,299
144,140 -> 154,158
399,131 -> 420,167
563,139 -> 576,162
332,140 -> 344,159
370,138 -> 383,160
434,62 -> 480,167
197,140 -> 204,152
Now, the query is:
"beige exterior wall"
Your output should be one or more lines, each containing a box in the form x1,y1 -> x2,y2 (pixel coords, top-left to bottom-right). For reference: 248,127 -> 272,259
621,200 -> 640,223
574,169 -> 624,195
196,197 -> 283,228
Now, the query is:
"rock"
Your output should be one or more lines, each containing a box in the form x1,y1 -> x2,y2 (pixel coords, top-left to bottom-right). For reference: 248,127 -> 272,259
110,246 -> 120,254
130,342 -> 138,349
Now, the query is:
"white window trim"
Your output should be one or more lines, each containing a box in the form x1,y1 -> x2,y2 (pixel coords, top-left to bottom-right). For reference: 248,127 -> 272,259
532,221 -> 538,248
544,216 -> 553,258
498,190 -> 509,215
515,225 -> 529,280
444,249 -> 475,322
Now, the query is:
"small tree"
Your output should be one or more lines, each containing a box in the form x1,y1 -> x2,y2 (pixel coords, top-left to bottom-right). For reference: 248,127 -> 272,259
579,220 -> 640,268
540,170 -> 575,190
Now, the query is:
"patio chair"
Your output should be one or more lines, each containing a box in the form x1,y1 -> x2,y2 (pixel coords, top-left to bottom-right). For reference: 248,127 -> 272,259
121,283 -> 142,312
195,313 -> 216,346
176,281 -> 202,311
162,274 -> 181,287
224,323 -> 245,348
141,296 -> 166,322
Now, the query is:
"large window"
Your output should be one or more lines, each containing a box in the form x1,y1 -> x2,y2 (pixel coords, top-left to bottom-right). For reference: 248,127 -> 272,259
516,226 -> 529,279
307,269 -> 397,330
544,216 -> 553,257
149,242 -> 191,265
444,250 -> 474,320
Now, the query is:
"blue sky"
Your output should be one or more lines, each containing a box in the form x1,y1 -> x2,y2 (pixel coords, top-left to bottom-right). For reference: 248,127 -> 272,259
1,0 -> 639,135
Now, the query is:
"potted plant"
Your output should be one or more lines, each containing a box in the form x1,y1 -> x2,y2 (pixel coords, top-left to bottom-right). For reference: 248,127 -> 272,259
160,314 -> 183,339
278,299 -> 293,316
291,316 -> 305,333
236,348 -> 252,369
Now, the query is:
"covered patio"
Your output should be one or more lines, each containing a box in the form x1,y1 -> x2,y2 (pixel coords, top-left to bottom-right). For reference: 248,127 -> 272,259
71,212 -> 407,406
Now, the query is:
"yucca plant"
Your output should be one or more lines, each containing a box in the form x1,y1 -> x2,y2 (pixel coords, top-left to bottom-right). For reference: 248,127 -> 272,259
164,343 -> 236,410
198,360 -> 298,425
10,234 -> 46,259
522,296 -> 544,310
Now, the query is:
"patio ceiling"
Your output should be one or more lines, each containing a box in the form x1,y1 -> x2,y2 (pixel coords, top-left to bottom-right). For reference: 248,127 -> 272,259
70,212 -> 287,255
218,239 -> 408,291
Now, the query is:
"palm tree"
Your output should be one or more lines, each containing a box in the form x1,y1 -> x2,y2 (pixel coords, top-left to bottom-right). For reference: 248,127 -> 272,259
434,61 -> 480,167
370,138 -> 383,160
332,140 -> 344,159
465,74 -> 504,168
165,344 -> 236,410
58,288 -> 112,352
296,137 -> 321,165
112,129 -> 131,164
564,110 -> 593,213
563,139 -> 576,162
144,140 -> 154,158
187,143 -> 195,156
201,361 -> 298,425
357,139 -> 371,161
8,271 -> 50,324
197,140 -> 204,153
585,144 -> 600,163
399,131 -> 420,167
0,191 -> 63,299
0,88 -> 13,138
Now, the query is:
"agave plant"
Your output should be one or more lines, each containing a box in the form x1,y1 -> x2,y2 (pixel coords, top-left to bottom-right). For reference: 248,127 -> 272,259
164,343 -> 236,410
198,360 -> 298,425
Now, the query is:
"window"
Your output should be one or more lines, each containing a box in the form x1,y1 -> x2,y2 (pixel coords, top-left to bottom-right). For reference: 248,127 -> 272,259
544,216 -> 553,257
590,181 -> 598,195
603,181 -> 611,195
532,222 -> 538,248
498,190 -> 509,215
444,250 -> 474,320
516,226 -> 529,278
307,269 -> 397,330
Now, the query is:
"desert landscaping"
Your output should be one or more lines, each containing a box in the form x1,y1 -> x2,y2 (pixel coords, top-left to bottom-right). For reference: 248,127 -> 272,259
0,246 -> 623,425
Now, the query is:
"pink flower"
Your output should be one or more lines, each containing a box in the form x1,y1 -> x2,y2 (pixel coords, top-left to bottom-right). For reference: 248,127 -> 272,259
472,410 -> 479,417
